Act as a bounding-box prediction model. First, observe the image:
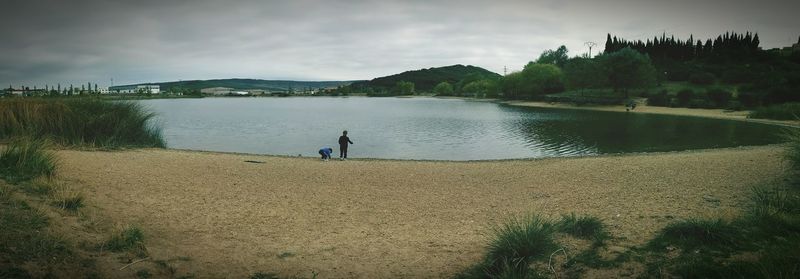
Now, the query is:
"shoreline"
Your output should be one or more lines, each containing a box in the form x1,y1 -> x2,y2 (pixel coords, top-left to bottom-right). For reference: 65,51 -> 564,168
503,100 -> 800,127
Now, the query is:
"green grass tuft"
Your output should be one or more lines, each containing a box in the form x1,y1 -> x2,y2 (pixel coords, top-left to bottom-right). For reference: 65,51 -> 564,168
0,98 -> 165,148
556,213 -> 609,246
0,137 -> 57,183
250,272 -> 280,279
649,219 -> 738,251
105,225 -> 146,254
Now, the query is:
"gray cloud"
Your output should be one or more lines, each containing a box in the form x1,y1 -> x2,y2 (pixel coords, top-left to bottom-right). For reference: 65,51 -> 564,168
1,0 -> 798,87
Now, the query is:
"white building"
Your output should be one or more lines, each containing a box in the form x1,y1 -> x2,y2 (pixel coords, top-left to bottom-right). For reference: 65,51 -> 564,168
110,85 -> 160,94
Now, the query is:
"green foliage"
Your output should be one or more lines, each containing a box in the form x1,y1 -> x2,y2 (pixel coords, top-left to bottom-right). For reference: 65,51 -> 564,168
393,81 -> 415,95
648,219 -> 738,251
250,272 -> 279,279
0,137 -> 57,183
105,225 -> 146,253
676,89 -> 694,107
556,214 -> 608,245
705,88 -> 732,107
748,103 -> 800,120
785,127 -> 800,174
647,90 -> 670,107
432,81 -> 454,96
598,47 -> 658,98
689,72 -> 716,85
535,45 -> 569,67
504,63 -> 565,99
350,64 -> 500,93
0,98 -> 165,148
0,184 -> 71,267
482,215 -> 557,276
51,189 -> 84,211
461,79 -> 500,98
563,57 -> 607,90
136,269 -> 153,279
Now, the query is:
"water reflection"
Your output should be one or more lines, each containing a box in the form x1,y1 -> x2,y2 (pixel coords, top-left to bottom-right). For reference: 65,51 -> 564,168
139,97 -> 784,160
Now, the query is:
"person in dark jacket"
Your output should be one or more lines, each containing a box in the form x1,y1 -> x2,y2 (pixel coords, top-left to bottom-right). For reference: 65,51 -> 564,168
318,147 -> 333,161
338,130 -> 354,160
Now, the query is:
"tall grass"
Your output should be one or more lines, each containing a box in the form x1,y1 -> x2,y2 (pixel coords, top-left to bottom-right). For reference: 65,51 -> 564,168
748,102 -> 800,120
0,137 -> 57,183
0,98 -> 165,148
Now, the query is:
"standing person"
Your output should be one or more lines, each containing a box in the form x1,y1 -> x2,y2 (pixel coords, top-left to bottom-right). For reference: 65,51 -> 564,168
318,147 -> 333,161
338,130 -> 354,160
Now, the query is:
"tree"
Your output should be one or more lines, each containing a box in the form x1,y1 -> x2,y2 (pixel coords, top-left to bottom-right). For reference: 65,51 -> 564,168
501,71 -> 525,99
563,57 -> 607,91
394,81 -> 415,95
598,47 -> 657,98
433,81 -> 454,96
536,45 -> 569,67
461,79 -> 499,98
518,62 -> 565,98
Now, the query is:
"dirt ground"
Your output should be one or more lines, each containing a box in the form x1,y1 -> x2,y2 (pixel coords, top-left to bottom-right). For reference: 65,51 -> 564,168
52,144 -> 787,278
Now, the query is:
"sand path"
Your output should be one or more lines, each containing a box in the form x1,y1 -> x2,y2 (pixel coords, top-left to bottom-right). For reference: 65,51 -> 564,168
56,145 -> 787,278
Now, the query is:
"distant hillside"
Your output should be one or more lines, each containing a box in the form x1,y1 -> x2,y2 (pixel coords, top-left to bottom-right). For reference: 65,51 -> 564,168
113,78 -> 360,92
349,64 -> 501,92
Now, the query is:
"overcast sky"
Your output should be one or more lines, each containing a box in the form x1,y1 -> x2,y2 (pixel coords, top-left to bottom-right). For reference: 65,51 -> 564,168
2,0 -> 798,87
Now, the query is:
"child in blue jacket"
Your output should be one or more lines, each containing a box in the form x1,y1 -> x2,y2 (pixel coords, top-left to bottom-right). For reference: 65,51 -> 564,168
318,147 -> 333,161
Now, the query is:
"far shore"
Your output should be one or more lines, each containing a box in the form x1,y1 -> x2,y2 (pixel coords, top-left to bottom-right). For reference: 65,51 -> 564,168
503,100 -> 800,127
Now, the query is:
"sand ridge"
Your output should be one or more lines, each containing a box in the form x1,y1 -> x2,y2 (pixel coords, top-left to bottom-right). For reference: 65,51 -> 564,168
55,145 -> 787,278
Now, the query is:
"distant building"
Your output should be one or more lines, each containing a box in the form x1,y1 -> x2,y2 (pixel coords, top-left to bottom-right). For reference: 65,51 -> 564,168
110,85 -> 160,94
200,87 -> 233,95
98,87 -> 110,94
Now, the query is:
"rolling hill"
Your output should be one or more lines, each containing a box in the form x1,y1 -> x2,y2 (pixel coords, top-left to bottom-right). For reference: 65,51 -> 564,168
348,64 -> 501,92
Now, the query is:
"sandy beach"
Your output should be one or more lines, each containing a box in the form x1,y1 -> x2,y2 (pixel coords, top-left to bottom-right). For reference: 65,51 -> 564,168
54,144 -> 787,278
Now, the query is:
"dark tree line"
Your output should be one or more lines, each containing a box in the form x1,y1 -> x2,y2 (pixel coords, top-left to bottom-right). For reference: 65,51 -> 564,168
604,31 -> 760,62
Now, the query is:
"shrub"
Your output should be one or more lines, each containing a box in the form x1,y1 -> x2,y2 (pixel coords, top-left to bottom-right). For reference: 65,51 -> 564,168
748,103 -> 800,120
557,214 -> 607,242
689,72 -> 715,85
483,215 -> 557,276
648,219 -> 737,250
706,88 -> 732,108
737,90 -> 764,108
647,90 -> 670,107
0,98 -> 165,148
675,89 -> 694,107
0,137 -> 57,183
105,225 -> 146,254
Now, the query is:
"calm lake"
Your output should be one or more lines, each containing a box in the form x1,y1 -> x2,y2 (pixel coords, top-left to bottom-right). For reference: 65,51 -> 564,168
139,97 -> 785,160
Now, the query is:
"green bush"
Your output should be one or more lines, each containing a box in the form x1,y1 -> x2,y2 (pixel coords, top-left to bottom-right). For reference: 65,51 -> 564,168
0,98 -> 165,148
748,103 -> 800,120
689,72 -> 715,85
706,88 -> 732,108
105,225 -> 146,253
647,90 -> 670,107
557,214 -> 608,245
676,89 -> 694,107
0,137 -> 57,183
483,215 -> 557,276
648,219 -> 738,251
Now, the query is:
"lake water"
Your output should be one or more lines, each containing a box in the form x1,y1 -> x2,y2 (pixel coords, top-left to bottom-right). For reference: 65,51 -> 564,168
139,97 -> 785,160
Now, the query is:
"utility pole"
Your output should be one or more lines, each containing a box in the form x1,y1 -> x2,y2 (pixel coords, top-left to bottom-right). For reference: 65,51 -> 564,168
584,41 -> 597,57
503,66 -> 507,76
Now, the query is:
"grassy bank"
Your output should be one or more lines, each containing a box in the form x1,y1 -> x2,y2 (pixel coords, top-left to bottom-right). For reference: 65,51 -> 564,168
460,131 -> 800,278
749,103 -> 800,120
0,98 -> 164,148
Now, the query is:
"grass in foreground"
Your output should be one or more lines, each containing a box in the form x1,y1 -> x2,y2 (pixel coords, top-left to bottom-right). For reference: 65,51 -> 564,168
104,225 -> 147,256
556,213 -> 609,246
0,137 -> 57,183
0,98 -> 165,148
0,183 -> 98,278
